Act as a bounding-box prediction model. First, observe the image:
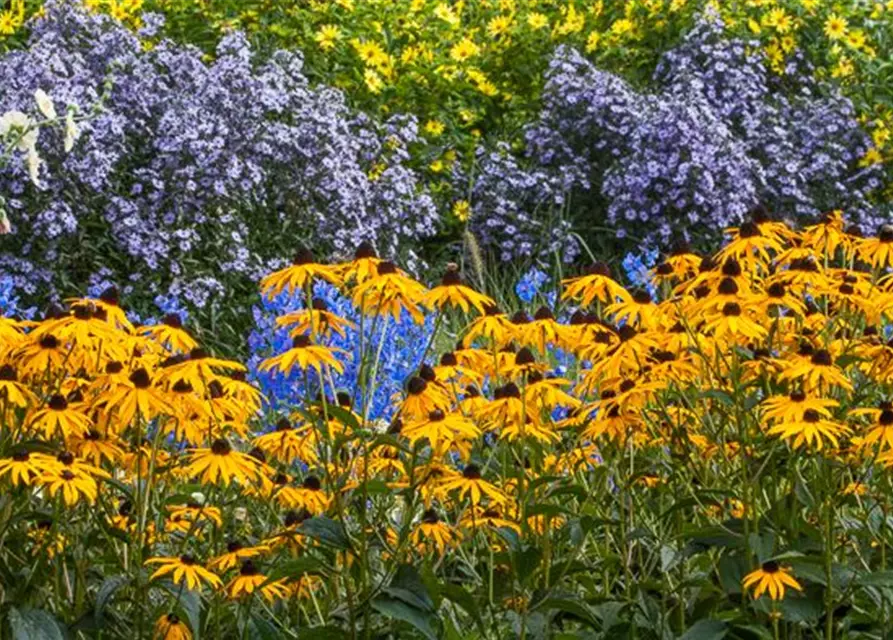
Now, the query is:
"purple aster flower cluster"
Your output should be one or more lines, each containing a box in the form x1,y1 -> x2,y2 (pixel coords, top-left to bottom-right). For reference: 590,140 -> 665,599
0,1 -> 437,307
461,143 -> 579,263
467,13 -> 881,255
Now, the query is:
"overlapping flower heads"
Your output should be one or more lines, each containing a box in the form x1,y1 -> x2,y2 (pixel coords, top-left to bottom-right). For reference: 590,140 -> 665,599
0,1 -> 436,305
3,213 -> 893,633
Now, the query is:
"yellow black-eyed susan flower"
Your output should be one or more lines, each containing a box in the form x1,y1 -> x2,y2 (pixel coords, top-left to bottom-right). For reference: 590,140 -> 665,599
439,463 -> 506,506
425,264 -> 494,314
146,554 -> 223,590
226,560 -> 290,601
742,561 -> 802,600
153,613 -> 192,640
260,248 -> 342,299
411,508 -> 461,555
184,439 -> 262,486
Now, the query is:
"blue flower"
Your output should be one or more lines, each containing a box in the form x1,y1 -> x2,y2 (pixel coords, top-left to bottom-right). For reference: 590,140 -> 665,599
247,281 -> 435,424
0,275 -> 36,319
515,268 -> 549,304
622,249 -> 659,299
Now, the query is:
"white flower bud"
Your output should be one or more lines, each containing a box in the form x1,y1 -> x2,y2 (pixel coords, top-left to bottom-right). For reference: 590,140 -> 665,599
64,109 -> 80,153
190,491 -> 206,505
34,89 -> 57,120
26,146 -> 42,188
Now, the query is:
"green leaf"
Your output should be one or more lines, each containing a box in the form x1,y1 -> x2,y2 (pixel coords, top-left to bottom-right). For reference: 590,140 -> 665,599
356,479 -> 390,495
679,619 -> 728,640
859,570 -> 893,587
730,623 -> 773,640
701,389 -> 734,405
533,597 -> 598,629
440,583 -> 486,636
372,595 -> 439,640
780,593 -> 822,623
320,404 -> 360,432
299,627 -> 350,640
7,607 -> 65,640
385,565 -> 434,612
514,545 -> 543,585
265,556 -> 327,583
94,575 -> 129,622
247,615 -> 281,640
788,557 -> 826,586
299,516 -> 351,551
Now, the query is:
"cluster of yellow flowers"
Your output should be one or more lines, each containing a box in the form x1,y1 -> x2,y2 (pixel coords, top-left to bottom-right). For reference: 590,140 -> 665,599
3,212 -> 893,633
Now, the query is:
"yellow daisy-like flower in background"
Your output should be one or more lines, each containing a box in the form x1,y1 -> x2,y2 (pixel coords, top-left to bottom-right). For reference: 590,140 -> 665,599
424,119 -> 445,137
765,408 -> 850,451
39,465 -> 99,506
411,508 -> 462,555
857,225 -> 893,269
487,15 -> 513,40
0,364 -> 38,408
527,12 -> 548,30
452,199 -> 471,222
823,13 -> 848,40
742,561 -> 802,600
449,37 -> 479,62
146,555 -> 223,590
259,335 -> 346,377
439,463 -> 507,506
364,68 -> 384,94
0,449 -> 57,487
314,24 -> 341,51
209,540 -> 271,572
140,313 -> 197,354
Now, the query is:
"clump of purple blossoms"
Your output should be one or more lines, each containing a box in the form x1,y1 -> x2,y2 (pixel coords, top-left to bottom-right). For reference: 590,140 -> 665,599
467,13 -> 881,256
0,1 -> 437,306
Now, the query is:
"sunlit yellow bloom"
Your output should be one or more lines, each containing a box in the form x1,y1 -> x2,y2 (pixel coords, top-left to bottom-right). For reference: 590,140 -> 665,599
260,249 -> 341,299
527,12 -> 548,29
450,37 -> 479,62
184,439 -> 262,486
314,24 -> 341,51
439,464 -> 507,505
226,561 -> 289,601
146,555 -> 222,590
425,266 -> 494,314
259,336 -> 346,377
411,509 -> 462,555
742,562 -> 802,600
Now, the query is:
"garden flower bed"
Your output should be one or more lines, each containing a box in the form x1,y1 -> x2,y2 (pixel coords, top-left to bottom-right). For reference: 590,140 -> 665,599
2,1 -> 893,638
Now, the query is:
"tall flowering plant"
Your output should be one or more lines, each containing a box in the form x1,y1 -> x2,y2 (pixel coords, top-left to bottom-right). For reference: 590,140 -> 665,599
0,1 -> 437,310
463,14 -> 883,259
4,213 -> 893,635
